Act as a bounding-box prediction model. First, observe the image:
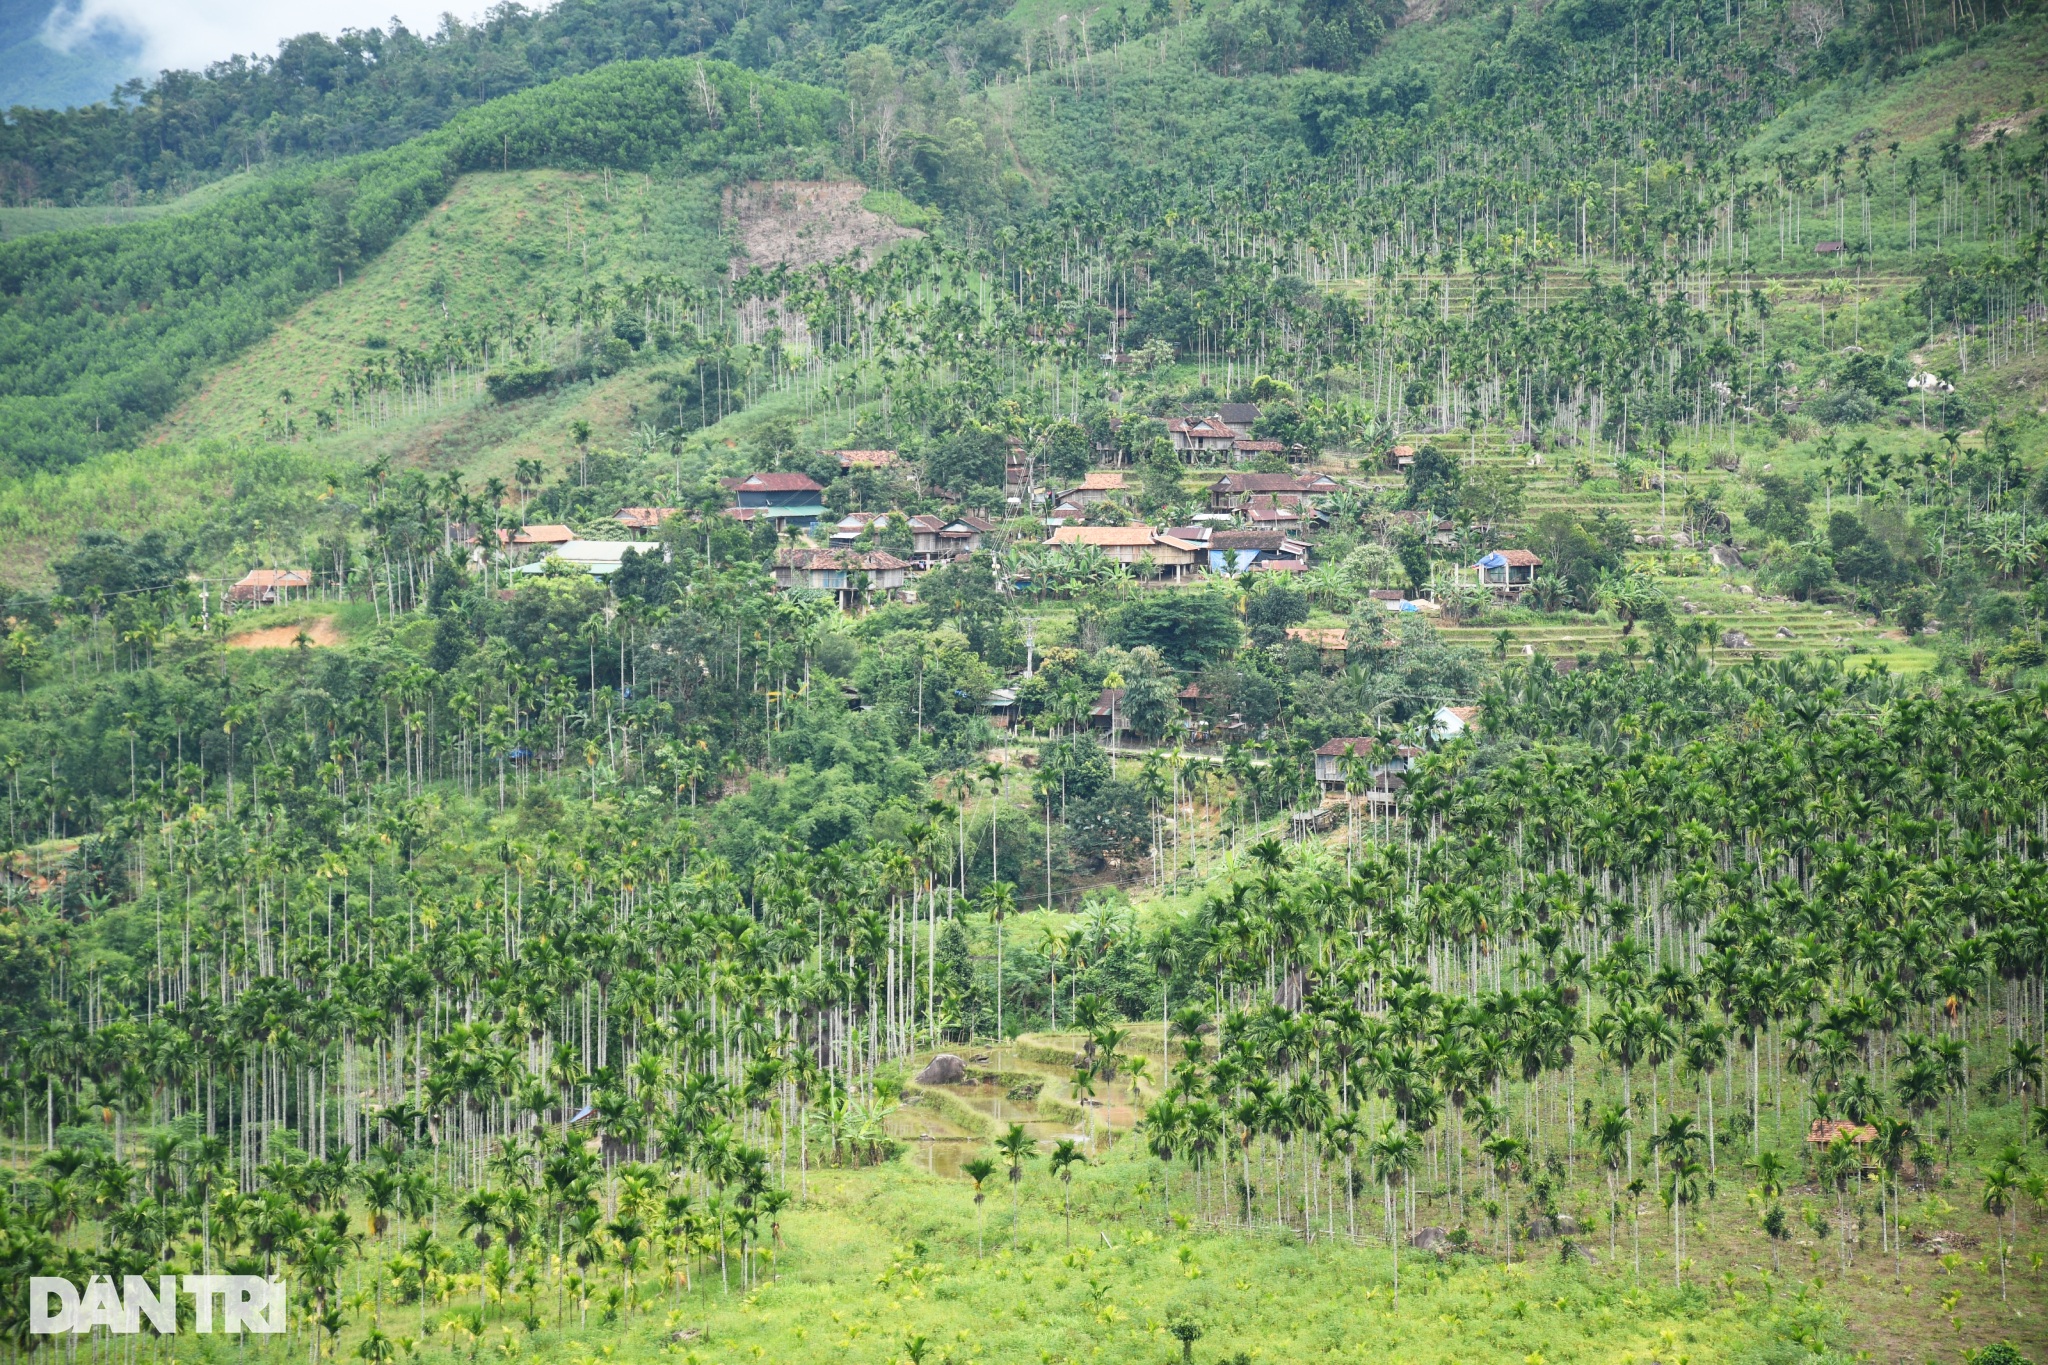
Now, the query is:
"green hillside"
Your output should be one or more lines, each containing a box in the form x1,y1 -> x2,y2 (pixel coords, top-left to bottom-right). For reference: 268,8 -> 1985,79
0,59 -> 840,474
1,6 -> 2046,1365
152,169 -> 731,472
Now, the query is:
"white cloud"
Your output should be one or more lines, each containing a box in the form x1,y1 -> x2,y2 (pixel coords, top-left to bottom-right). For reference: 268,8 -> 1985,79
41,0 -> 484,76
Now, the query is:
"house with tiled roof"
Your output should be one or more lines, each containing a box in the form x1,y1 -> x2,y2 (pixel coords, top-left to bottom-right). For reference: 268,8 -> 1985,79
828,512 -> 889,548
725,472 -> 828,529
1166,416 -> 1241,462
772,547 -> 912,607
1207,530 -> 1309,575
1433,705 -> 1481,740
614,507 -> 677,532
1245,496 -> 1305,531
1312,736 -> 1422,796
1061,470 -> 1129,505
909,514 -> 993,564
1207,472 -> 1320,512
1043,525 -> 1200,578
227,568 -> 314,605
1472,549 -> 1543,595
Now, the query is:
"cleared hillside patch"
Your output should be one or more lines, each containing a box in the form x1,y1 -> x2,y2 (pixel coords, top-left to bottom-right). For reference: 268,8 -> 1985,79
727,179 -> 923,269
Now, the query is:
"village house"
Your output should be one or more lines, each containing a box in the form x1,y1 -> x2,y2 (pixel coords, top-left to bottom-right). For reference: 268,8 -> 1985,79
1088,686 -> 1130,737
1167,416 -> 1241,462
613,507 -> 677,533
771,547 -> 912,608
1287,627 -> 1352,664
503,523 -> 575,548
1043,525 -> 1200,578
986,687 -> 1024,729
1217,402 -> 1262,427
1472,548 -> 1543,595
1244,496 -> 1306,531
828,512 -> 889,548
723,472 -> 828,529
908,514 -> 993,564
1387,509 -> 1457,546
1061,470 -> 1129,505
1312,736 -> 1421,796
227,568 -> 313,605
1207,530 -> 1309,574
1206,472 -> 1325,513
515,540 -> 663,577
1005,458 -> 1031,508
1433,705 -> 1480,740
1043,498 -> 1088,526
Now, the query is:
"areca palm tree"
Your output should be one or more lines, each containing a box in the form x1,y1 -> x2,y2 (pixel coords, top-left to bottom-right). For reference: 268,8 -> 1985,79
1049,1139 -> 1085,1247
981,880 -> 1018,1044
1592,1105 -> 1631,1259
994,1122 -> 1037,1247
1369,1123 -> 1419,1308
1982,1152 -> 2022,1302
963,1157 -> 997,1259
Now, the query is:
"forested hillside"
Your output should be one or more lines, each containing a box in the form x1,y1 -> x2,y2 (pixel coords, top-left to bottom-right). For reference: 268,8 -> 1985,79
0,59 -> 838,471
0,0 -> 2045,1362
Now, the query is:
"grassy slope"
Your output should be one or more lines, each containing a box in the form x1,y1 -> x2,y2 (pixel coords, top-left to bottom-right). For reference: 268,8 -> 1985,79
152,168 -> 730,480
1743,23 -> 2048,168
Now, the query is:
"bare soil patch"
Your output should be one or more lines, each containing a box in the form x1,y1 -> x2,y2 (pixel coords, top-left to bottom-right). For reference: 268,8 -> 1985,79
227,617 -> 343,650
724,181 -> 921,271
1969,112 -> 2039,146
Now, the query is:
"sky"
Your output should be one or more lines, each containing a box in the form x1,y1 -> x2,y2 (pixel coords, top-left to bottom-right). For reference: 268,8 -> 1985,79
39,0 -> 477,75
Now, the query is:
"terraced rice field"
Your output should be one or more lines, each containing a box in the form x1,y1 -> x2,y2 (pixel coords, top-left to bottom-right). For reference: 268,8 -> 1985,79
1336,426 -> 1942,672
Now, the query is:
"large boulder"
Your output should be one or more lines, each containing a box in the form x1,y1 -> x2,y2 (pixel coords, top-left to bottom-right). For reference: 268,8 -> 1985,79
1408,1226 -> 1449,1252
1720,630 -> 1752,650
914,1054 -> 967,1085
1526,1213 -> 1557,1241
1555,1214 -> 1584,1237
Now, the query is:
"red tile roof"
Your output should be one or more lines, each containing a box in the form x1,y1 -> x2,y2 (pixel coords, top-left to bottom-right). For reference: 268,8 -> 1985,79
1211,473 -> 1309,493
233,568 -> 313,588
775,548 -> 912,572
727,472 -> 824,492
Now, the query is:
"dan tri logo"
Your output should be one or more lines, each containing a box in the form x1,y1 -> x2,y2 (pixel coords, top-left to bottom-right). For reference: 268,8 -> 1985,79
30,1277 -> 288,1335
